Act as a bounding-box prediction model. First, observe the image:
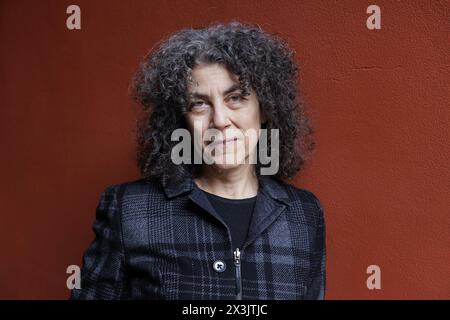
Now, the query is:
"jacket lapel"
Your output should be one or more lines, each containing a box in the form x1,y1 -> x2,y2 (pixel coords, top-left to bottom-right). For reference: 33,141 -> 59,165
188,185 -> 227,226
243,177 -> 290,249
163,177 -> 228,228
163,176 -> 291,249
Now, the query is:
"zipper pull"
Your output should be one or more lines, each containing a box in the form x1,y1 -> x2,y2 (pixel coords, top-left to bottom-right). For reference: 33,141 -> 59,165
234,248 -> 241,265
234,248 -> 242,300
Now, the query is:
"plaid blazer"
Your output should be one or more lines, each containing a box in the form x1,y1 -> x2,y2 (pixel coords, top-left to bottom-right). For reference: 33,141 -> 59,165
70,176 -> 326,300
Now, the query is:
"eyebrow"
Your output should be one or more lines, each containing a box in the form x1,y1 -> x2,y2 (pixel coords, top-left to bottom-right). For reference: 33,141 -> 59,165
187,83 -> 243,100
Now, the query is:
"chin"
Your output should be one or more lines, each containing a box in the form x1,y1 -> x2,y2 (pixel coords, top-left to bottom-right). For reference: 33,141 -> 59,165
208,154 -> 248,171
211,163 -> 241,172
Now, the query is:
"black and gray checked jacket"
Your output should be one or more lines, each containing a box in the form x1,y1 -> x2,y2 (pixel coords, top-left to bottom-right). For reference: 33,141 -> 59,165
70,176 -> 326,300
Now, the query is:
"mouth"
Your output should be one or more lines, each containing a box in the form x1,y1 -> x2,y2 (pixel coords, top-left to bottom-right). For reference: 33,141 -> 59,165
209,136 -> 239,147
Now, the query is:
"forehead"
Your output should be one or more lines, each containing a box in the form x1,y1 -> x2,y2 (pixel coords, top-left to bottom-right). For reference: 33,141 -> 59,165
187,64 -> 240,93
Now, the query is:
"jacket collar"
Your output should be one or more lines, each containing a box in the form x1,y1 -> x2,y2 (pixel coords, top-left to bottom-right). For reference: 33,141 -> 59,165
163,177 -> 194,198
163,175 -> 290,205
164,176 -> 291,250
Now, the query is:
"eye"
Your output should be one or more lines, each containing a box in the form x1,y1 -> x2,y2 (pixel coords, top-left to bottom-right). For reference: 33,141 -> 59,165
189,100 -> 208,112
230,95 -> 241,102
229,94 -> 246,104
192,101 -> 204,107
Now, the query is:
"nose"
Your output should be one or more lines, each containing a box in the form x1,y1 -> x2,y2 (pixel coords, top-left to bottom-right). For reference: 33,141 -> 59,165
211,101 -> 231,130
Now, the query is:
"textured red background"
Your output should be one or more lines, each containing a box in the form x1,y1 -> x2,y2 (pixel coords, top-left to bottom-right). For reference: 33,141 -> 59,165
0,0 -> 449,299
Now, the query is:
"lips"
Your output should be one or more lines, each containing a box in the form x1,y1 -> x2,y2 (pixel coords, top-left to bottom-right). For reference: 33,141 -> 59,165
209,137 -> 239,147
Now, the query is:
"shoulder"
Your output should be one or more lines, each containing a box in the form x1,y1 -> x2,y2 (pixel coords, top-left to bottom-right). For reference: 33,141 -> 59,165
269,178 -> 325,223
102,178 -> 163,196
102,179 -> 168,201
283,181 -> 322,210
99,178 -> 167,216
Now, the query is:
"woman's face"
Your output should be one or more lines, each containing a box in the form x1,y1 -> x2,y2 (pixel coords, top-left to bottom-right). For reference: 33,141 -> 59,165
185,63 -> 264,172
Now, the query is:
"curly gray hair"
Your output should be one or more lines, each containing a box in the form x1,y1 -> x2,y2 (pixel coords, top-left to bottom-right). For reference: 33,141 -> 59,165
130,21 -> 315,186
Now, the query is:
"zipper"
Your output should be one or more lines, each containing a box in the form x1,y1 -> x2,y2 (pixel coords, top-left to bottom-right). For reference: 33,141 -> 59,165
234,248 -> 242,300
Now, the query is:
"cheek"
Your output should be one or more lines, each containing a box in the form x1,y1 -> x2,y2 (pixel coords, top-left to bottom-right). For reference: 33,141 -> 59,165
247,99 -> 263,127
185,115 -> 208,149
240,108 -> 262,130
186,115 -> 206,133
184,114 -> 195,132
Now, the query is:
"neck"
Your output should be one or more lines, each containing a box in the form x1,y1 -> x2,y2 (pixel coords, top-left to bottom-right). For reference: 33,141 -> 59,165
194,164 -> 258,199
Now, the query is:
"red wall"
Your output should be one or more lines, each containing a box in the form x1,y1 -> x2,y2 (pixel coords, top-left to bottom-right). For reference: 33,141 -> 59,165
0,0 -> 448,299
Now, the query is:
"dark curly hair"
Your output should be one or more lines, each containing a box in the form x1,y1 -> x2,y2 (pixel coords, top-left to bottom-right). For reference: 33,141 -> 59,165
130,21 -> 315,186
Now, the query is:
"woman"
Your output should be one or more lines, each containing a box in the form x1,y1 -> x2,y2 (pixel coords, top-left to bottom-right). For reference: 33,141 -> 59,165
71,21 -> 326,300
